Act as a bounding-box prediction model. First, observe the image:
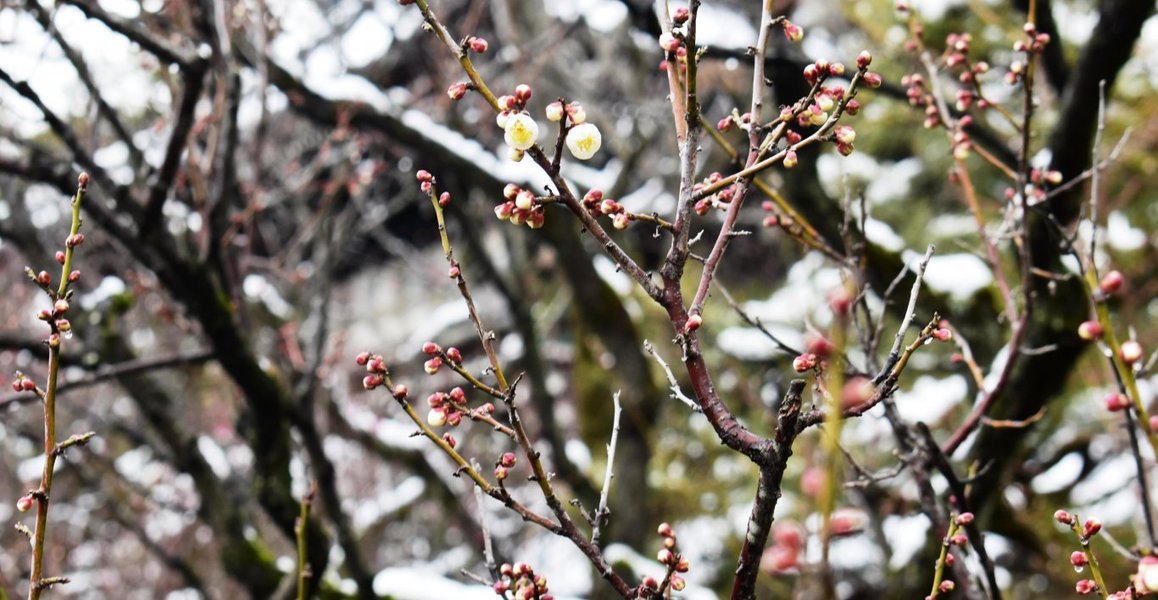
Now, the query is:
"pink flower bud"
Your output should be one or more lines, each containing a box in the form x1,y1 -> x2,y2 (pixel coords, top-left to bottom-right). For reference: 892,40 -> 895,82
67,233 -> 85,248
37,271 -> 51,286
447,82 -> 468,100
55,251 -> 66,265
672,7 -> 689,24
1083,517 -> 1102,537
760,545 -> 798,572
670,575 -> 686,591
1075,579 -> 1097,595
659,33 -> 680,53
716,117 -> 732,132
424,357 -> 443,374
1077,320 -> 1103,341
362,374 -> 382,390
1054,510 -> 1074,525
16,495 -> 34,512
422,342 -> 441,355
1120,340 -> 1144,364
783,150 -> 798,169
657,522 -> 675,538
495,202 -> 514,221
416,169 -> 433,182
793,353 -> 817,373
392,384 -> 408,400
514,84 -> 532,103
53,299 -> 69,315
863,72 -> 883,88
1071,551 -> 1088,567
802,64 -> 818,84
1099,270 -> 1123,295
782,21 -> 803,42
438,192 -> 451,207
446,411 -> 462,426
447,265 -> 460,278
468,37 -> 489,53
21,379 -> 36,392
950,533 -> 968,546
77,171 -> 90,188
68,270 -> 80,282
675,556 -> 689,573
500,452 -> 517,468
856,51 -> 872,69
494,465 -> 509,480
1105,393 -> 1130,412
612,213 -> 630,230
685,314 -> 703,333
657,548 -> 674,565
834,125 -> 856,145
428,408 -> 448,427
955,512 -> 974,525
442,433 -> 457,448
37,309 -> 51,321
830,508 -> 866,535
939,580 -> 956,593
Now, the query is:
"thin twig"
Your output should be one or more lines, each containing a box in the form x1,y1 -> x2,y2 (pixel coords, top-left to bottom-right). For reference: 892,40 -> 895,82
875,245 -> 935,383
643,341 -> 701,412
591,392 -> 623,546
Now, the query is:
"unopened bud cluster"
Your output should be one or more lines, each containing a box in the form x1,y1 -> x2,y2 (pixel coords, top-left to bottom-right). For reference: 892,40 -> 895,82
494,183 -> 546,229
493,562 -> 553,600
576,188 -> 634,231
650,522 -> 689,592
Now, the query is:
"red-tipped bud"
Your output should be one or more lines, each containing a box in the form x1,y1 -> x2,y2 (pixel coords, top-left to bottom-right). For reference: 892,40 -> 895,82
37,271 -> 51,286
657,522 -> 675,538
716,117 -> 732,132
422,341 -> 441,355
16,495 -> 34,512
657,548 -> 675,565
955,512 -> 974,525
416,170 -> 433,182
782,21 -> 803,42
67,233 -> 85,248
1075,579 -> 1097,595
670,575 -> 686,591
77,171 -> 90,188
1071,551 -> 1088,567
1120,340 -> 1144,364
392,384 -> 408,400
424,357 -> 443,374
494,465 -> 509,480
514,84 -> 533,104
500,452 -> 517,468
446,411 -> 462,426
446,347 -> 463,363
1099,270 -> 1124,295
834,125 -> 856,145
1054,510 -> 1074,525
447,82 -> 468,100
438,192 -> 451,207
442,433 -> 457,448
468,37 -> 489,53
1077,320 -> 1103,341
362,374 -> 383,390
783,150 -> 798,169
55,251 -> 66,265
427,392 -> 446,409
1083,518 -> 1102,537
863,72 -> 882,87
68,270 -> 80,283
53,299 -> 70,315
685,314 -> 703,333
20,379 -> 36,392
1105,393 -> 1130,412
793,353 -> 818,373
939,581 -> 956,593
856,51 -> 872,69
672,7 -> 689,24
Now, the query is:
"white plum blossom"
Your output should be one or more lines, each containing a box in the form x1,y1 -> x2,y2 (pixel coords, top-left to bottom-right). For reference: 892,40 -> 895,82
565,122 -> 602,160
504,113 -> 539,150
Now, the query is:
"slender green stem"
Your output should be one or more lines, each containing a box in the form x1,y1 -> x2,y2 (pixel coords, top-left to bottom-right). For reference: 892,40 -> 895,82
928,518 -> 961,598
295,483 -> 316,600
28,176 -> 86,600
